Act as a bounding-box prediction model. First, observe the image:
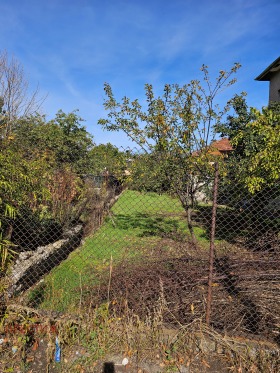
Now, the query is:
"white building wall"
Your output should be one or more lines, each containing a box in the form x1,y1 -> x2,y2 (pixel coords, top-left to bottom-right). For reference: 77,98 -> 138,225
269,71 -> 280,102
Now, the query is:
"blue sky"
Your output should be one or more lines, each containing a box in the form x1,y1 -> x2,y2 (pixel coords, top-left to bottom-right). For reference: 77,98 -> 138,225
0,0 -> 279,147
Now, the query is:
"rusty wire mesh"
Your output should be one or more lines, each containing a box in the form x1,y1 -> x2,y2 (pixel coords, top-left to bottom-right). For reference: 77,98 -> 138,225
1,146 -> 279,346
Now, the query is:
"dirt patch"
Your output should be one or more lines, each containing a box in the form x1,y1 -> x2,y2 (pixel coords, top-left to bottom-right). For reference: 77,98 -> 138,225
84,252 -> 280,344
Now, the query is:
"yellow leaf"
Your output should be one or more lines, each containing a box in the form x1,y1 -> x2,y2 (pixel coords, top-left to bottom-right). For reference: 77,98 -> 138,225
190,303 -> 195,315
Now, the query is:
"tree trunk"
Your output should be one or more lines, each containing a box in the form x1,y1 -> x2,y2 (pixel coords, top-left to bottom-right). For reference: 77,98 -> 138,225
176,190 -> 197,247
186,205 -> 197,246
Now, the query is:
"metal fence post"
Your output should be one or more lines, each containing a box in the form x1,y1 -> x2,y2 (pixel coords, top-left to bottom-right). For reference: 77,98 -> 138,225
206,162 -> 219,325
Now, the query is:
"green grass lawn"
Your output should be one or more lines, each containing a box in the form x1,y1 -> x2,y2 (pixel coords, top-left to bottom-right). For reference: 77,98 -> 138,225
29,190 -> 211,312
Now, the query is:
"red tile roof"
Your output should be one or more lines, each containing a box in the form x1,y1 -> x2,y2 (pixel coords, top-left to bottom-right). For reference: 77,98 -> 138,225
192,138 -> 233,157
211,138 -> 233,152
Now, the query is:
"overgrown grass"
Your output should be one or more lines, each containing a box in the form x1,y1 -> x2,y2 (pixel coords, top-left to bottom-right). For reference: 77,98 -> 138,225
2,304 -> 279,373
28,190 -> 210,312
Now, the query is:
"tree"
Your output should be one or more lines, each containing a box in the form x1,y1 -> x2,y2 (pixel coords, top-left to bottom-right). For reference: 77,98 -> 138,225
98,64 -> 241,245
88,143 -> 128,177
128,152 -> 172,193
49,110 -> 94,173
12,110 -> 95,173
0,109 -> 96,267
217,95 -> 280,193
215,97 -> 280,250
0,51 -> 45,139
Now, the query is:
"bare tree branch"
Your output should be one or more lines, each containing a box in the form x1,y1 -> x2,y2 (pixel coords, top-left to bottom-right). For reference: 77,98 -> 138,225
0,51 -> 47,138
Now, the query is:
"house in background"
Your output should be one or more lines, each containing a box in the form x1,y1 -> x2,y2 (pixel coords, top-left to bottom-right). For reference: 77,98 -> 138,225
255,56 -> 280,103
210,138 -> 233,157
192,138 -> 233,158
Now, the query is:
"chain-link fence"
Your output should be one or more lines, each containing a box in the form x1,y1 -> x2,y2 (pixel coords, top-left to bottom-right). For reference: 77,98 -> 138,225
1,146 -> 279,349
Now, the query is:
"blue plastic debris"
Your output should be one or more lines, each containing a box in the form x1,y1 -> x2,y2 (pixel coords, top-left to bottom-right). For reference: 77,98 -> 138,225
54,336 -> 61,362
